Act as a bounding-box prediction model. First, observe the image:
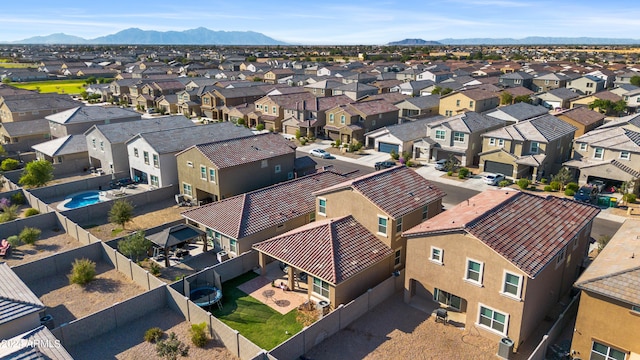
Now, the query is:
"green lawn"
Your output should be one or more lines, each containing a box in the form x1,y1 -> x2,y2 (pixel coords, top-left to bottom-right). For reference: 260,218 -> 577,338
10,79 -> 88,95
0,62 -> 37,68
211,272 -> 303,350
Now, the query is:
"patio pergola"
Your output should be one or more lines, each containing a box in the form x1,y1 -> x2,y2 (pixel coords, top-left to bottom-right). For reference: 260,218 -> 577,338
146,223 -> 206,267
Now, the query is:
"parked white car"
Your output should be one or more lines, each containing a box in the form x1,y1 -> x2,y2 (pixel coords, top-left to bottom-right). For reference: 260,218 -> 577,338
309,148 -> 331,158
483,173 -> 505,185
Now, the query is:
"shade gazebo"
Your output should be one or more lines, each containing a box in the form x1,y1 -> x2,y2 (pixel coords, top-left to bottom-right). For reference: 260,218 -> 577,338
147,223 -> 206,267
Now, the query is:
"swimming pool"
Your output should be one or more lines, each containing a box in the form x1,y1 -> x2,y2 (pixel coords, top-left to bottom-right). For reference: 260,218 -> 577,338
57,191 -> 104,210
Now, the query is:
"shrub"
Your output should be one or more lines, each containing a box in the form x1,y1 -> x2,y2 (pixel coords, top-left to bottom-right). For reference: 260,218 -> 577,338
24,208 -> 39,217
118,230 -> 150,262
300,138 -> 307,145
564,189 -> 575,196
156,332 -> 189,360
19,227 -> 41,245
566,182 -> 579,192
7,235 -> 21,247
68,258 -> 96,285
0,204 -> 18,223
406,159 -> 413,167
498,180 -> 511,188
549,181 -> 561,191
447,171 -> 453,177
540,178 -> 548,184
1,158 -> 19,171
295,130 -> 301,140
623,193 -> 637,203
335,139 -> 342,148
389,149 -> 399,160
189,322 -> 208,348
458,173 -> 465,179
256,124 -> 265,131
150,262 -> 161,276
517,178 -> 530,190
11,192 -> 25,205
144,327 -> 164,343
544,185 -> 553,192
458,167 -> 469,178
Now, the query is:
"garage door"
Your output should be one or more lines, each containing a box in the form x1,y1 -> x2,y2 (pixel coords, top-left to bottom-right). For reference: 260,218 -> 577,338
378,142 -> 399,154
484,161 -> 513,176
285,125 -> 298,136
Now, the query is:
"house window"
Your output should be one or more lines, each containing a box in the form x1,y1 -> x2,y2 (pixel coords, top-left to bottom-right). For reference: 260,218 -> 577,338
632,305 -> 640,313
186,161 -> 193,167
56,156 -> 63,163
309,212 -> 316,223
591,341 -> 626,360
620,151 -> 630,160
556,247 -> 566,266
489,138 -> 496,146
478,305 -> 508,335
530,141 -> 539,154
456,99 -> 461,106
394,249 -> 401,267
430,246 -> 443,264
453,132 -> 464,142
143,151 -> 149,165
150,175 -> 159,187
275,164 -> 281,173
435,130 -> 445,140
396,217 -> 403,232
502,271 -> 522,299
182,183 -> 192,197
377,216 -> 388,235
288,172 -> 294,180
229,239 -> 237,254
209,168 -> 216,182
312,277 -> 330,298
466,259 -> 484,285
340,115 -> 346,124
272,106 -> 276,114
445,110 -> 452,116
434,288 -> 461,310
100,141 -> 104,151
200,165 -> 207,180
469,101 -> 474,108
329,114 -> 334,123
498,139 -> 504,147
422,205 -> 428,220
203,97 -> 210,105
318,198 -> 326,215
153,154 -> 159,168
134,148 -> 139,157
579,143 -> 587,151
92,138 -> 96,149
261,160 -> 268,168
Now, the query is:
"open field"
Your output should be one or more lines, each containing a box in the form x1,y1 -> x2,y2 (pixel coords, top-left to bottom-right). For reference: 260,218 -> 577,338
10,79 -> 88,94
0,60 -> 37,68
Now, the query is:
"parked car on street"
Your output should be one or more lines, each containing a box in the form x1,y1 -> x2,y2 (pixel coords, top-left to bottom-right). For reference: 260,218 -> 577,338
374,161 -> 396,170
434,159 -> 447,171
483,173 -> 505,186
309,148 -> 331,159
574,185 -> 598,203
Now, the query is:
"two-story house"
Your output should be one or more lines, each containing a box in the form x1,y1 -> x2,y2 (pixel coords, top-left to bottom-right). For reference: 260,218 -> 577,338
485,102 -> 549,125
332,82 -> 379,101
200,86 -> 267,120
323,99 -> 399,143
564,113 -> 640,187
125,122 -> 253,188
281,95 -> 352,138
531,72 -> 570,93
567,75 -> 606,96
479,114 -> 576,180
263,69 -> 295,84
403,189 -> 600,352
46,106 -> 141,139
571,219 -> 640,360
439,88 -> 500,117
248,91 -> 313,131
498,71 -> 534,90
534,87 -> 580,110
175,132 -> 296,203
0,119 -> 50,152
0,93 -> 81,123
555,107 -> 605,137
395,96 -> 440,119
417,111 -> 504,166
303,79 -> 344,97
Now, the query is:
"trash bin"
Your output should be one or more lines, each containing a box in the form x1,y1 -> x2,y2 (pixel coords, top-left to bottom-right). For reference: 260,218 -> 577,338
497,337 -> 514,359
597,196 -> 610,207
609,197 -> 617,208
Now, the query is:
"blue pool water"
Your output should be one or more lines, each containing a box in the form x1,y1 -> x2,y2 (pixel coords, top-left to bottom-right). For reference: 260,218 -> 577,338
63,191 -> 102,209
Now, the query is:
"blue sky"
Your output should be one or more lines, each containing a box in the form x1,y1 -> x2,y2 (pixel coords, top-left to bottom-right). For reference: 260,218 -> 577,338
3,1 -> 640,44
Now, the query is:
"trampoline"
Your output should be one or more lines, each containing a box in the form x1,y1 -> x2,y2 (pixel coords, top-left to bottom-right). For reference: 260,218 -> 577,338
190,286 -> 223,308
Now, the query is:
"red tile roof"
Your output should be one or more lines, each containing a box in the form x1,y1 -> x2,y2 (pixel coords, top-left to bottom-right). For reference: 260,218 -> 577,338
404,189 -> 600,277
314,166 -> 445,218
253,215 -> 393,284
180,171 -> 349,239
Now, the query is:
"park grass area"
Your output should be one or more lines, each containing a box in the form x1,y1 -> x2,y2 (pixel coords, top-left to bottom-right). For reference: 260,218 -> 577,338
11,79 -> 88,94
211,272 -> 303,350
0,62 -> 37,68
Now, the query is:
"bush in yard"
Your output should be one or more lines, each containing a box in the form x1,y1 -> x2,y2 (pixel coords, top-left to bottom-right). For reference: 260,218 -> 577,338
19,227 -> 41,245
1,158 -> 19,171
68,258 -> 96,286
109,199 -> 134,229
189,322 -> 208,348
447,171 -> 453,176
295,129 -> 301,140
566,182 -> 579,192
623,193 -> 637,203
458,167 -> 469,178
24,208 -> 39,217
18,160 -> 54,188
300,138 -> 307,145
458,173 -> 465,179
544,185 -> 552,192
144,327 -> 164,343
498,180 -> 511,188
549,181 -> 561,191
7,235 -> 21,247
11,192 -> 25,205
540,178 -> 548,184
256,124 -> 265,131
517,178 -> 530,190
389,149 -> 399,160
150,262 -> 161,276
156,332 -> 189,360
564,189 -> 575,197
117,230 -> 150,262
0,204 -> 19,223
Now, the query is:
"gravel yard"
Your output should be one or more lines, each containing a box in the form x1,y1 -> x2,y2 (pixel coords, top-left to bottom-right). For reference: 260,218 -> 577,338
305,293 -> 497,360
68,307 -> 237,360
3,229 -> 82,267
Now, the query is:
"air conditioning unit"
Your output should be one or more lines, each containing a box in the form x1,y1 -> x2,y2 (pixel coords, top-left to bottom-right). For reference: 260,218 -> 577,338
497,337 -> 514,359
216,251 -> 229,263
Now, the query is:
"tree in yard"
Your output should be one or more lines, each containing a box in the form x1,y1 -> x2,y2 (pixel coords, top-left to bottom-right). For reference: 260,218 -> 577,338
589,99 -> 628,116
118,230 -> 150,262
431,86 -> 442,95
500,91 -> 513,105
630,75 -> 640,87
156,332 -> 189,360
440,88 -> 453,95
551,167 -> 572,190
1,158 -> 19,171
513,95 -> 532,104
109,199 -> 134,229
18,160 -> 54,188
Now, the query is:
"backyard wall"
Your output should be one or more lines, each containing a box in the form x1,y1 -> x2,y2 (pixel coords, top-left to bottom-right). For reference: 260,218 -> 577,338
28,172 -> 125,202
268,270 -> 405,360
527,294 -> 580,360
0,211 -> 59,238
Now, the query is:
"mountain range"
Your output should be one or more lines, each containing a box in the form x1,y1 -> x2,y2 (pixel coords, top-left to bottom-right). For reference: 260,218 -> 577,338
390,37 -> 640,45
7,27 -> 287,45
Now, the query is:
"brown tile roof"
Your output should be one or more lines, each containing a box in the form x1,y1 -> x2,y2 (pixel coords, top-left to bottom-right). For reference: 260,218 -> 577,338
345,99 -> 399,116
185,132 -> 295,169
404,189 -> 600,278
557,107 -> 605,126
253,215 -> 393,284
180,171 -> 349,239
594,90 -> 623,102
314,166 -> 445,218
449,88 -> 499,101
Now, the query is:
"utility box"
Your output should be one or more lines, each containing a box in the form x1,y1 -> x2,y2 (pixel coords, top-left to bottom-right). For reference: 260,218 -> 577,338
497,337 -> 514,359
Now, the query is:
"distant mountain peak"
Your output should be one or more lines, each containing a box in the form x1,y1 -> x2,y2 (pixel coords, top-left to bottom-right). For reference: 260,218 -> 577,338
388,38 -> 442,46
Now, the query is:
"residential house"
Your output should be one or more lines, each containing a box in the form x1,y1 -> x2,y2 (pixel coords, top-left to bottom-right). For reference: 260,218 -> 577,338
200,86 -> 267,120
569,90 -> 624,112
403,190 -> 600,352
439,89 -> 500,117
332,82 -> 379,101
0,94 -> 82,123
181,170 -> 350,256
555,107 -> 605,137
0,263 -> 45,340
614,71 -> 639,86
280,95 -> 352,138
479,114 -> 576,180
586,69 -> 616,89
323,99 -> 399,143
394,80 -> 436,96
416,111 -> 504,166
32,134 -> 89,172
125,122 -> 253,188
564,113 -> 640,187
46,106 -> 141,139
485,102 -> 549,125
303,79 -> 344,97
395,96 -> 440,119
531,72 -> 570,93
249,92 -> 316,131
364,117 -> 438,155
371,79 -> 403,94
498,71 -> 534,90
175,132 -> 296,203
263,69 -> 295,84
417,69 -> 452,83
0,119 -> 50,152
534,88 -> 580,110
571,219 -> 640,360
567,75 -> 606,96
85,115 -> 194,174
